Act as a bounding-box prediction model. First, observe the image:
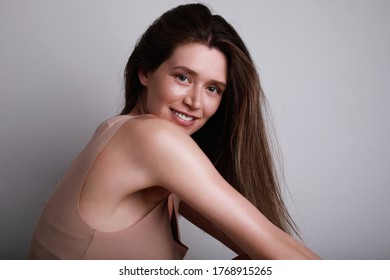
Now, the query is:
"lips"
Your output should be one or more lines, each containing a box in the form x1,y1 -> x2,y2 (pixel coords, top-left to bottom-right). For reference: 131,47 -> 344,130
170,108 -> 198,125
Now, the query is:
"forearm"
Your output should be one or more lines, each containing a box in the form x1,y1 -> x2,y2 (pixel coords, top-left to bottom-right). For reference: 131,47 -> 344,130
181,199 -> 319,260
180,202 -> 245,255
228,209 -> 320,260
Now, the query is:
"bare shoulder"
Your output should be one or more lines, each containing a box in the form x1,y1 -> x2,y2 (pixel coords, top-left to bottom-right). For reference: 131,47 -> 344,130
110,114 -> 217,189
115,114 -> 201,156
120,114 -> 192,140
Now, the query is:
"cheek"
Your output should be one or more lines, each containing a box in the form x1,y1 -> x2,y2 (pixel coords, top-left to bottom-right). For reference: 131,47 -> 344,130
154,82 -> 182,102
146,83 -> 174,108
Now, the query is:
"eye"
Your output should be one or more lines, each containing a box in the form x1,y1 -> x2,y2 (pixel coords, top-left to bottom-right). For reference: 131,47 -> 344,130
207,85 -> 221,94
177,74 -> 190,83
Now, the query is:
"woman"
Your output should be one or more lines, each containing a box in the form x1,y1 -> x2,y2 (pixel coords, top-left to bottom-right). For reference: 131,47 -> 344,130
29,3 -> 319,259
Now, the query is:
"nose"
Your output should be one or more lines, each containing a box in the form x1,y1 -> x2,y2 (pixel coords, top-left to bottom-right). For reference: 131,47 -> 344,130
183,86 -> 201,110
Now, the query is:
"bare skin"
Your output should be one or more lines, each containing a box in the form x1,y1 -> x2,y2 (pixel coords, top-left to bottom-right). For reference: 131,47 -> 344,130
79,43 -> 320,259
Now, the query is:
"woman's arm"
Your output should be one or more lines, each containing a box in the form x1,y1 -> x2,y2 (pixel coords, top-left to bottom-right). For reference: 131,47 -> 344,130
122,116 -> 320,259
180,202 -> 253,259
179,201 -> 247,256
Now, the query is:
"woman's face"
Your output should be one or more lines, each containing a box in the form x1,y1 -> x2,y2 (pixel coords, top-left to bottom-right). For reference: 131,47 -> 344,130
137,43 -> 227,135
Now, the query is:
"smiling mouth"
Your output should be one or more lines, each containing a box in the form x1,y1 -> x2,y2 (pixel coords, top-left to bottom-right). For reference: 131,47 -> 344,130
170,109 -> 195,122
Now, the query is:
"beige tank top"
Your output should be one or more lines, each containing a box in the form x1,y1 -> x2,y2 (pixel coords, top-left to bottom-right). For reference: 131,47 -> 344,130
28,115 -> 188,259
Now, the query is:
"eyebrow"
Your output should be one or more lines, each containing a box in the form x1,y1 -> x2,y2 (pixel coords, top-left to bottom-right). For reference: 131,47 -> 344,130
173,66 -> 226,89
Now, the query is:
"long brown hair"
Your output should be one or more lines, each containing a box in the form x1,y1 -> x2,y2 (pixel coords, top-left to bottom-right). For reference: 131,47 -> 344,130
121,3 -> 297,235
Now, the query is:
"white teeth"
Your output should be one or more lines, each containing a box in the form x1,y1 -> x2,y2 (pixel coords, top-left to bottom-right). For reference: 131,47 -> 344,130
174,110 -> 194,121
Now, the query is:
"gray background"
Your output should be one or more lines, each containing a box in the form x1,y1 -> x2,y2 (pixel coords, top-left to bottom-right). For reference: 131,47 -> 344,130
1,0 -> 389,259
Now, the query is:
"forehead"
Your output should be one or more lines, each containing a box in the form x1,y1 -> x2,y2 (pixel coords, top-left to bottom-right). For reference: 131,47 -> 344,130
162,43 -> 227,82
